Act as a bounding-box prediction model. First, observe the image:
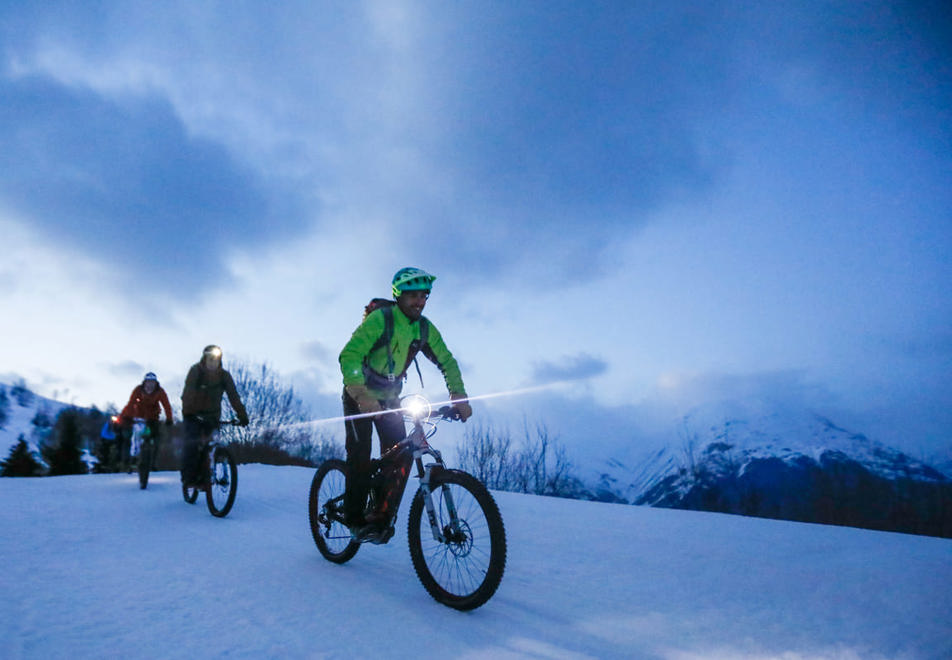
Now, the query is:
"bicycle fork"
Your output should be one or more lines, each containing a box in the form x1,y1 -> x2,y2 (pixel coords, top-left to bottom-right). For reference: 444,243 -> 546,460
419,466 -> 463,544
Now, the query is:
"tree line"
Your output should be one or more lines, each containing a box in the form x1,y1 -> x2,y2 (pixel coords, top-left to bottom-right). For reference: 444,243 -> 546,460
455,421 -> 589,500
3,374 -> 590,504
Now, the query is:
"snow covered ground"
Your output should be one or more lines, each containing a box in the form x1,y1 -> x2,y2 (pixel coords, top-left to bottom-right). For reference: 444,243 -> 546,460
1,464 -> 949,659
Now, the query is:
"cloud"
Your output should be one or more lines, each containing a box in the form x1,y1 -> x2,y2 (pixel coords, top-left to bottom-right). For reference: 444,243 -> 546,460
103,360 -> 146,379
0,75 -> 304,303
299,340 -> 335,365
390,4 -> 734,284
530,353 -> 608,385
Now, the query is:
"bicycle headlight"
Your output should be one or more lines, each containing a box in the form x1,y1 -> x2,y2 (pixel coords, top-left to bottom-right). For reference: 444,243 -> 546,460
403,394 -> 431,421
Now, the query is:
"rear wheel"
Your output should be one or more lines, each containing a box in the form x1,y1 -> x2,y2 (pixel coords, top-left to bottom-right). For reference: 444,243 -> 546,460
206,446 -> 237,517
408,469 -> 506,610
308,459 -> 359,563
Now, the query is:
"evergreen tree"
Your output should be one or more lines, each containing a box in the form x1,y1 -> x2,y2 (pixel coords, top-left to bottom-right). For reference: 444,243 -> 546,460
0,385 -> 9,429
1,435 -> 44,477
42,409 -> 88,476
31,408 -> 53,429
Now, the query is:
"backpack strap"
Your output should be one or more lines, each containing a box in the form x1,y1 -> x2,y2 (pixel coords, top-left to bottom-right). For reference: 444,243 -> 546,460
365,308 -> 429,387
418,317 -> 429,346
367,304 -> 396,376
407,317 -> 429,388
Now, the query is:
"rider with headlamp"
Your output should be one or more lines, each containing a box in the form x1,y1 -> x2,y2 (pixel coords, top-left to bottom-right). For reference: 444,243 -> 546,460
339,267 -> 472,538
180,345 -> 249,486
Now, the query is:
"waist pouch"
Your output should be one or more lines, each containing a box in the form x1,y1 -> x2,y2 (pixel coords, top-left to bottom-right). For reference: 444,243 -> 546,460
362,365 -> 403,398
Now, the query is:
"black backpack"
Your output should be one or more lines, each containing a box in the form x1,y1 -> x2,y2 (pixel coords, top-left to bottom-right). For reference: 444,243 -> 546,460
363,298 -> 429,387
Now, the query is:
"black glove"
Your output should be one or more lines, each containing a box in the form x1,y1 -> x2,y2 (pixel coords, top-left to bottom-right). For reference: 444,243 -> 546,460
238,416 -> 250,427
165,419 -> 174,427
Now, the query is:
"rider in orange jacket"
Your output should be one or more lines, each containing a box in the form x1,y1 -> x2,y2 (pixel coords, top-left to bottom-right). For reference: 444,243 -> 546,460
117,372 -> 174,470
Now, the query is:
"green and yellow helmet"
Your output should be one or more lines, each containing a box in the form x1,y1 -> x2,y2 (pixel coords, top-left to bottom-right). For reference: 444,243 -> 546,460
392,267 -> 436,298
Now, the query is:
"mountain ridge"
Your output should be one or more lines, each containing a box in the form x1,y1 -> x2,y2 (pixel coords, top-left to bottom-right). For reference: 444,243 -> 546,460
620,411 -> 952,537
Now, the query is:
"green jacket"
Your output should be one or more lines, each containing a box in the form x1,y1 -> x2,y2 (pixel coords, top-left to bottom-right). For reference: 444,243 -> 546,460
339,305 -> 467,400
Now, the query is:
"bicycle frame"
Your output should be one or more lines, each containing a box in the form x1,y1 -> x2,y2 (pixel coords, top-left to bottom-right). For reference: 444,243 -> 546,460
192,417 -> 238,478
375,409 -> 461,544
199,430 -> 235,485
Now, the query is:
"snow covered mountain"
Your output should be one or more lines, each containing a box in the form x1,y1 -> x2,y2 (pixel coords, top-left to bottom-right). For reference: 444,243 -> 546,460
622,410 -> 952,537
0,382 -> 72,457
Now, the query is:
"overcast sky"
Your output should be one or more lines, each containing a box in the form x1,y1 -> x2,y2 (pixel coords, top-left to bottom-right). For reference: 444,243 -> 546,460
1,1 -> 949,457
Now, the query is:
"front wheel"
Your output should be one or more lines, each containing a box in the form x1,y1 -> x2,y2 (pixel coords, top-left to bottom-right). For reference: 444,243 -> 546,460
138,442 -> 152,489
408,469 -> 506,610
206,446 -> 237,517
308,459 -> 359,563
182,483 -> 199,503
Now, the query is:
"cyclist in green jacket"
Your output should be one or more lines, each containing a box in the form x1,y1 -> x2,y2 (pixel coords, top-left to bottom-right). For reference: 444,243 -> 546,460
339,267 -> 472,539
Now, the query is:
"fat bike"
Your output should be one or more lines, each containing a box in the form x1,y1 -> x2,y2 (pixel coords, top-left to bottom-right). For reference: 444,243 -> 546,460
308,395 -> 506,610
182,418 -> 240,518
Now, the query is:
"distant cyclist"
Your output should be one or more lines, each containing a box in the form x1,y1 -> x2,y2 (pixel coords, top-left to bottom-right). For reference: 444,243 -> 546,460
116,372 -> 174,471
339,267 -> 472,538
180,345 -> 249,486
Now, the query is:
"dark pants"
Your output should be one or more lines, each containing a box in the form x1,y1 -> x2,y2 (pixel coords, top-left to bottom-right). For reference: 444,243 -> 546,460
117,428 -> 131,470
181,416 -> 218,484
343,389 -> 409,523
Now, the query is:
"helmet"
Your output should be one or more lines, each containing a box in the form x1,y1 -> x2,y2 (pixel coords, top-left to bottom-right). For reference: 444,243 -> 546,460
203,345 -> 222,360
391,267 -> 436,298
143,372 -> 157,382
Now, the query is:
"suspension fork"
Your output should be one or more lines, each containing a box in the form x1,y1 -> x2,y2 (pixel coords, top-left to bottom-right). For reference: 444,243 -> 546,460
418,467 -> 446,543
418,461 -> 464,543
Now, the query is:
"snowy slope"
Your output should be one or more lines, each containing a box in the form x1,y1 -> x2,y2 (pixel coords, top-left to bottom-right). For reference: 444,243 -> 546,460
1,465 -> 950,659
0,386 -> 70,457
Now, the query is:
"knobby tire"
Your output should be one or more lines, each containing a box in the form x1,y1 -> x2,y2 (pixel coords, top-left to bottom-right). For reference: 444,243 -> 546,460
206,446 -> 237,518
407,469 -> 506,610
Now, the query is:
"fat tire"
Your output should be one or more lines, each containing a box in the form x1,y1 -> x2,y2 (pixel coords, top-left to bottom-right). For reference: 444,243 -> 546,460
309,459 -> 359,563
206,446 -> 237,518
408,469 -> 506,610
182,484 -> 199,503
138,442 -> 151,490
